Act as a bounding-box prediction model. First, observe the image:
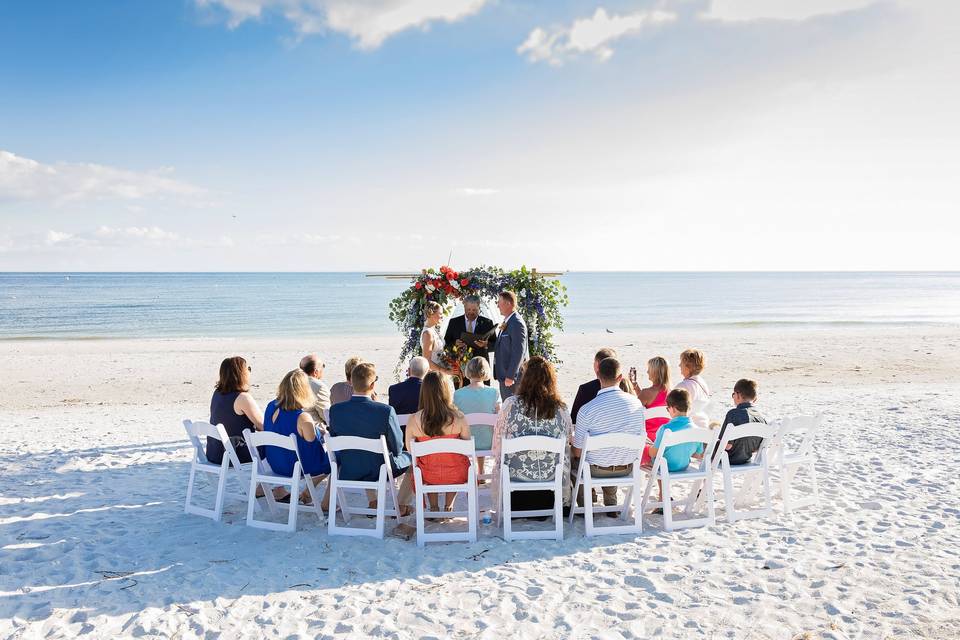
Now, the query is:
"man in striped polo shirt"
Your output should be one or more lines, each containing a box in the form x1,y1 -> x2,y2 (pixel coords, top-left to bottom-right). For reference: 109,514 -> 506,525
571,357 -> 646,511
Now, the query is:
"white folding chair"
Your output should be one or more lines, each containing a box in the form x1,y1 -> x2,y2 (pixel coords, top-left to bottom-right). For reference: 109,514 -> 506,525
326,435 -> 401,538
410,438 -> 479,547
711,422 -> 779,522
498,435 -> 565,541
641,427 -> 718,531
775,414 -> 822,512
568,433 -> 645,537
396,413 -> 413,428
464,412 -> 497,485
323,408 -> 331,427
644,405 -> 670,422
242,429 -> 326,532
182,419 -> 250,521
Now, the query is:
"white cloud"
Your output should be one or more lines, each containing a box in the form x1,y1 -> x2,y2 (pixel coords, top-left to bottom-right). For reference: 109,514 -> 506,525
518,7 -> 677,66
0,150 -> 206,205
94,226 -> 181,243
457,187 -> 499,196
198,0 -> 488,49
701,0 -> 878,22
44,230 -> 76,246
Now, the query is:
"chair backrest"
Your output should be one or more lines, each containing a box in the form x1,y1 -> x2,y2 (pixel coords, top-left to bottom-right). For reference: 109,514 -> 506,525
183,419 -> 220,463
644,406 -> 670,421
396,413 -> 412,427
658,426 -> 715,448
325,435 -> 394,482
583,432 -> 647,453
500,435 -> 565,456
245,429 -> 298,451
325,434 -> 386,454
777,414 -> 821,458
714,422 -> 779,467
463,412 -> 497,427
411,437 -> 477,460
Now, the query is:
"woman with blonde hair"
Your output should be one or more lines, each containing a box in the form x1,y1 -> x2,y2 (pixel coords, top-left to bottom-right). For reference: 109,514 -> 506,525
264,369 -> 330,503
405,372 -> 471,512
453,356 -> 501,478
629,356 -> 672,464
676,349 -> 710,403
421,301 -> 455,376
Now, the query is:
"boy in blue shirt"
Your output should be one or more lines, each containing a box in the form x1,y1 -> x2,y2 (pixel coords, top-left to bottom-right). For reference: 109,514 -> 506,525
644,388 -> 704,513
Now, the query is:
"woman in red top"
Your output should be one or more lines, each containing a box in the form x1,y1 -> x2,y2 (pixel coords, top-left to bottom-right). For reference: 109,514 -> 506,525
629,356 -> 671,464
405,371 -> 472,513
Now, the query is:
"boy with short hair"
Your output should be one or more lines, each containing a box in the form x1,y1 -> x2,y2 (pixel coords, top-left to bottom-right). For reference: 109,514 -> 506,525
714,378 -> 766,465
645,388 -> 704,472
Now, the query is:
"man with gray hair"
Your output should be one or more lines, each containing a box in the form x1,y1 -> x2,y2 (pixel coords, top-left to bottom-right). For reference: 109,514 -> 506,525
388,356 -> 429,419
299,353 -> 331,427
444,294 -> 496,367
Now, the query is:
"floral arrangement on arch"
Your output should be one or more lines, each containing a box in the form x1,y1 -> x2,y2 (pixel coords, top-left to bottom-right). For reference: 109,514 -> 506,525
388,264 -> 568,378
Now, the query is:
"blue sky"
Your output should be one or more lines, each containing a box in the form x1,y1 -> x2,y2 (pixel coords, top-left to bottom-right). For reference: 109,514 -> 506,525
1,0 -> 957,270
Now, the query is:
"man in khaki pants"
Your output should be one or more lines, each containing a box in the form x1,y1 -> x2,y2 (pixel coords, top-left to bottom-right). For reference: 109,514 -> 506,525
571,357 -> 646,513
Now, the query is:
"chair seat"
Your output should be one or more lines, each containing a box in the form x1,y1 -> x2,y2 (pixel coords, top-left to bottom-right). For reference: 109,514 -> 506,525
726,462 -> 764,475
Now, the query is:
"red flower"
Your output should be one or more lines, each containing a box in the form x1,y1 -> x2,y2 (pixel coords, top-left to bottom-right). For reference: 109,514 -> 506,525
450,271 -> 458,280
415,282 -> 423,290
440,265 -> 450,274
460,278 -> 469,286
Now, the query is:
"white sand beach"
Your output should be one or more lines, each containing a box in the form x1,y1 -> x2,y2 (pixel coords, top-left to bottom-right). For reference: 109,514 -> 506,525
2,327 -> 959,638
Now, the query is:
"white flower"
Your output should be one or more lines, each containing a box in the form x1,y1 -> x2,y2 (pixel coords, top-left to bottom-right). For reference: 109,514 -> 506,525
426,284 -> 436,292
450,279 -> 461,290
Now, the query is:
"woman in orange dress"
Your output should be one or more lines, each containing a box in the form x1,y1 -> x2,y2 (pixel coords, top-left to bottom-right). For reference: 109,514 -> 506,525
405,371 -> 472,513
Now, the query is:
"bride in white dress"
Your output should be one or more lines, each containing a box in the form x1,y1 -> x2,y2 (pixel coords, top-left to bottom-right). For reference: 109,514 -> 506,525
421,301 -> 455,376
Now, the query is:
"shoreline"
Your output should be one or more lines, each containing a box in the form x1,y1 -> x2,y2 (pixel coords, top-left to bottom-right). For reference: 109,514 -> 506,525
3,325 -> 958,411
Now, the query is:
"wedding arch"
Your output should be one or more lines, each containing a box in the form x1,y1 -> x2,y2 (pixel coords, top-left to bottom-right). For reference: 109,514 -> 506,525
385,265 -> 568,377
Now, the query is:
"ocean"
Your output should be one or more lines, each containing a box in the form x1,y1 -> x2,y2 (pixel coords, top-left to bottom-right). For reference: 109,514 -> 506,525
1,272 -> 958,339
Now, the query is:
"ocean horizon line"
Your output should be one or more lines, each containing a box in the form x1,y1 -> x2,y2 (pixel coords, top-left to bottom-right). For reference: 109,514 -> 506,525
1,269 -> 959,275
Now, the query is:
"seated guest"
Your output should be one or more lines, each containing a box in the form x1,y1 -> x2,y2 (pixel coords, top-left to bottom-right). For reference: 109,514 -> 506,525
676,349 -> 710,427
645,388 -> 704,513
570,348 -> 617,424
263,369 -> 330,503
676,348 -> 710,403
453,356 -> 501,476
572,357 -> 646,511
492,356 -> 572,513
208,356 -> 263,465
405,372 -> 471,512
329,356 -> 378,405
327,362 -> 412,513
300,353 -> 331,428
714,379 -> 767,465
629,356 -> 671,463
388,356 -> 429,418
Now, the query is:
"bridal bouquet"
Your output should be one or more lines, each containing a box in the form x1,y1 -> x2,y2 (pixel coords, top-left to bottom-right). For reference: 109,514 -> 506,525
439,342 -> 473,378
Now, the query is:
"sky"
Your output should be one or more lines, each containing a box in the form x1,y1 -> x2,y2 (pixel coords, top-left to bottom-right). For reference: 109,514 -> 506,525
0,0 -> 957,271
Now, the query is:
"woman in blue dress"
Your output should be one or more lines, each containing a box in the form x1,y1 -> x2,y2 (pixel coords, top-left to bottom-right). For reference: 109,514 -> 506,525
264,369 -> 331,504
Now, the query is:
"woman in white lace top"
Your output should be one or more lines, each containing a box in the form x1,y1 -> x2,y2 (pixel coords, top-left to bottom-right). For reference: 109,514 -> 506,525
421,301 -> 455,376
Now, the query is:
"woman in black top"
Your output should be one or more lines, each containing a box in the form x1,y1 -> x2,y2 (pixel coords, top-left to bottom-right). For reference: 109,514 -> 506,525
208,356 -> 264,464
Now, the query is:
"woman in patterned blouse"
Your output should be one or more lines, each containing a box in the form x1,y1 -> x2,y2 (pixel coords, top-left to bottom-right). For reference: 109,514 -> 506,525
492,356 -> 573,512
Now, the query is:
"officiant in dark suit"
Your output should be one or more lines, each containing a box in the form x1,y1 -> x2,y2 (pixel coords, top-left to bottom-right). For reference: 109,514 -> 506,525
444,294 -> 496,363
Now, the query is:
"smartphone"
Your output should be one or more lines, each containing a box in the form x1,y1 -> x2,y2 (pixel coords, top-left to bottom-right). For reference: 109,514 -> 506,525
628,366 -> 637,382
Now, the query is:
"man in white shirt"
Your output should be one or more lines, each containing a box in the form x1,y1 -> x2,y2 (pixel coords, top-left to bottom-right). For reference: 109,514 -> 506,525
300,353 -> 331,427
571,357 -> 646,510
